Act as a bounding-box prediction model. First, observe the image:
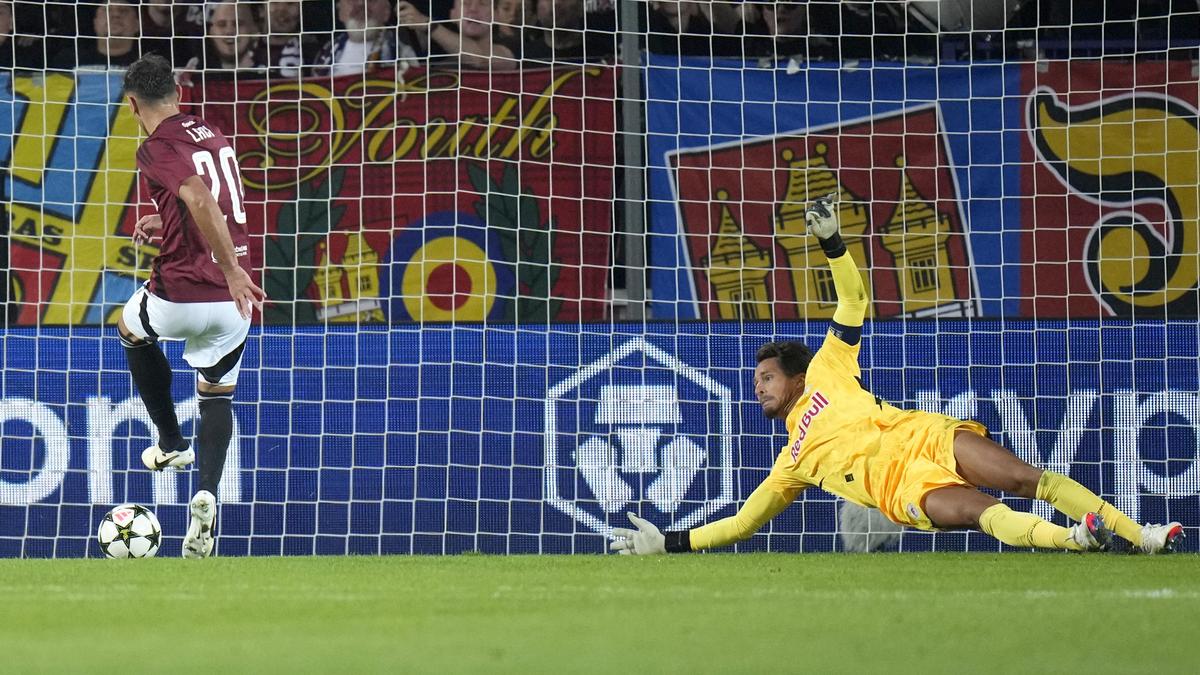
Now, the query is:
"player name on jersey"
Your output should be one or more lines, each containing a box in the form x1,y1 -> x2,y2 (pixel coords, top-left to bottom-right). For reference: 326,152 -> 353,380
185,125 -> 215,142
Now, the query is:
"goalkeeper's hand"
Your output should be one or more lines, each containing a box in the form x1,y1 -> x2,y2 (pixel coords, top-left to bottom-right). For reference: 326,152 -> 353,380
609,512 -> 667,555
804,193 -> 839,240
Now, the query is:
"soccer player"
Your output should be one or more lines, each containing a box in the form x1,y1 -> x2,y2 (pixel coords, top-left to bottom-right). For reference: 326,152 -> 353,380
118,54 -> 265,559
612,195 -> 1185,556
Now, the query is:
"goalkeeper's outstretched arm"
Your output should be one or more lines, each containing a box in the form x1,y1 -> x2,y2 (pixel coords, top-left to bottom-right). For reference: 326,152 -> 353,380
608,195 -> 855,557
805,195 -> 869,345
610,480 -> 805,554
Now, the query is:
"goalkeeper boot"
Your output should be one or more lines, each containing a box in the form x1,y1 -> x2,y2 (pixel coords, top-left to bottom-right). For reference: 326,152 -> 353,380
1069,512 -> 1112,552
141,443 -> 194,471
1139,522 -> 1184,554
182,490 -> 217,559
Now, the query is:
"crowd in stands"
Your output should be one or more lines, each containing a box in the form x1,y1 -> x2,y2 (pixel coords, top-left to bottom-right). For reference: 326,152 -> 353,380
0,0 -> 1198,77
0,0 -> 623,76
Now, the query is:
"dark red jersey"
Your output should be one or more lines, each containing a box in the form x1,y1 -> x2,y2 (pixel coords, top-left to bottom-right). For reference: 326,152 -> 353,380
136,112 -> 253,302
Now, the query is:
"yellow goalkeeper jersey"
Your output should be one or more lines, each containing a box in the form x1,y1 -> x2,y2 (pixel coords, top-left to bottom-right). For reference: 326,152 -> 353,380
763,332 -> 906,509
694,329 -> 987,547
685,250 -> 986,551
758,331 -> 984,524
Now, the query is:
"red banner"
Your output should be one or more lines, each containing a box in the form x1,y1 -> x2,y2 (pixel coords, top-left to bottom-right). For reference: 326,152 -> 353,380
671,105 -> 976,320
3,67 -> 614,325
189,66 -> 616,323
1022,61 -> 1199,317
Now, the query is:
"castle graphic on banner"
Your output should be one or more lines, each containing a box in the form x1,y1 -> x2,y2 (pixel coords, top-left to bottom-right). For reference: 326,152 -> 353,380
671,105 -> 979,320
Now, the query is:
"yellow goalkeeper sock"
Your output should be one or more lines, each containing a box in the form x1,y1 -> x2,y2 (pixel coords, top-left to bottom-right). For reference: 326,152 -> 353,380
1035,470 -> 1142,547
978,503 -> 1082,551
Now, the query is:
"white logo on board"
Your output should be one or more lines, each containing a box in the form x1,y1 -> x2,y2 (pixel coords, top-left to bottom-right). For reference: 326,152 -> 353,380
543,338 -> 734,537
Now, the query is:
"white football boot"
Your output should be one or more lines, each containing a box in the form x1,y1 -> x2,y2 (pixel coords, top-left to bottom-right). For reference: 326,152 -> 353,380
141,444 -> 195,471
1069,512 -> 1112,551
1139,522 -> 1185,554
182,490 -> 217,559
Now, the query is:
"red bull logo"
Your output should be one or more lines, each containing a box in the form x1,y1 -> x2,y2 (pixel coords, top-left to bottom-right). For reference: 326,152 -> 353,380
790,391 -> 831,460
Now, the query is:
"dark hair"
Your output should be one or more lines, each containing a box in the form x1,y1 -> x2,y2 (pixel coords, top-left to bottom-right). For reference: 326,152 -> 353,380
123,54 -> 177,103
755,341 -> 813,377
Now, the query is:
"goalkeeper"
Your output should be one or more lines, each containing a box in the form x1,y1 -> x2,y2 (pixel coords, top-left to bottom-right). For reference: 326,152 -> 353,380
612,195 -> 1184,556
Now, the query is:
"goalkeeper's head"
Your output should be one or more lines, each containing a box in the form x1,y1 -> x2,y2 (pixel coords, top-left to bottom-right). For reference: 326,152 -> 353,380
754,341 -> 813,419
123,54 -> 180,135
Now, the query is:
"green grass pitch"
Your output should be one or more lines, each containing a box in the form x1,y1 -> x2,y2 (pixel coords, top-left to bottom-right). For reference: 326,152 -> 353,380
1,553 -> 1196,673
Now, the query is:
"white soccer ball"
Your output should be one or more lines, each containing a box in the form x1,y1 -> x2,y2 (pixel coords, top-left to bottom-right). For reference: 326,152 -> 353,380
838,500 -> 903,553
98,504 -> 162,559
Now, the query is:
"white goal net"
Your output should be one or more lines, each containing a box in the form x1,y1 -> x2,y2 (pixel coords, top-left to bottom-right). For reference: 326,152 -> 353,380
0,0 -> 1197,556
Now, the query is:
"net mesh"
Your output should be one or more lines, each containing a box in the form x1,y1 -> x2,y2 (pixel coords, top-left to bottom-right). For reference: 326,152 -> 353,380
0,0 -> 1197,556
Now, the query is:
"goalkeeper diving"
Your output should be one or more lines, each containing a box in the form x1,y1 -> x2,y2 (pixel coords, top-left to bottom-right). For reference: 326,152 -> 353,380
612,195 -> 1184,556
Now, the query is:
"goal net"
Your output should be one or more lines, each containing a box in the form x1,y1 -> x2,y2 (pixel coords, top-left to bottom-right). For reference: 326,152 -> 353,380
0,0 -> 1197,556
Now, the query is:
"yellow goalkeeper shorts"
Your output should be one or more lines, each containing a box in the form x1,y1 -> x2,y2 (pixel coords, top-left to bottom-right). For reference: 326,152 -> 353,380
875,412 -> 989,531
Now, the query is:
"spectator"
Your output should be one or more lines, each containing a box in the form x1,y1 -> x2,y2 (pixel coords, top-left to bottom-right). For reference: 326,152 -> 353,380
0,0 -> 44,71
738,1 -> 810,60
201,0 -> 268,77
313,0 -> 420,77
264,0 -> 319,77
493,0 -> 524,45
522,0 -> 612,63
42,2 -> 77,72
52,0 -> 143,70
804,1 -> 919,61
397,0 -> 519,70
643,0 -> 792,59
141,0 -> 173,36
140,0 -> 205,67
645,1 -> 715,56
175,0 -> 211,56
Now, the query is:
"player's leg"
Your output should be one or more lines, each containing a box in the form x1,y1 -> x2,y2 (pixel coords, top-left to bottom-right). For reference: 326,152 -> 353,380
181,380 -> 234,559
923,484 -> 1103,551
180,302 -> 248,559
951,430 -> 1175,550
118,289 -> 193,469
195,380 -> 235,498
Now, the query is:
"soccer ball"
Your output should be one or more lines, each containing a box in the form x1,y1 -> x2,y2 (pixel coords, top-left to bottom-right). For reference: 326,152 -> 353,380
98,504 -> 162,559
838,500 -> 903,553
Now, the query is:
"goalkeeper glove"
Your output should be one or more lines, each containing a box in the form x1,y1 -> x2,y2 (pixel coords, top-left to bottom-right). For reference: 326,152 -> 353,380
609,512 -> 667,555
805,193 -> 847,258
804,193 -> 839,238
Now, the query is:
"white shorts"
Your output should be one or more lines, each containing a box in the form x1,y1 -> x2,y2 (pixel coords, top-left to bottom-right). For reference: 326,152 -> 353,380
121,285 -> 250,387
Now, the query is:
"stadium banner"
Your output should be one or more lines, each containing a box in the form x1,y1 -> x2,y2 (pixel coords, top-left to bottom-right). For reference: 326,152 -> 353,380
0,321 -> 1196,557
1021,60 -> 1200,318
1,67 -> 616,325
645,57 -> 1200,319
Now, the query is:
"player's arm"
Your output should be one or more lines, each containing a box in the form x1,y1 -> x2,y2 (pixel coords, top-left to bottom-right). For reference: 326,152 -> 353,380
805,194 -> 868,346
177,176 -> 265,319
610,479 -> 806,555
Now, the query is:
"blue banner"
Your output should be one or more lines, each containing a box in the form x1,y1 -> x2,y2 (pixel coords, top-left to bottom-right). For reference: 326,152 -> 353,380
645,55 -> 1023,319
644,56 -> 1200,321
1,321 -> 1196,556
